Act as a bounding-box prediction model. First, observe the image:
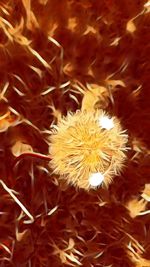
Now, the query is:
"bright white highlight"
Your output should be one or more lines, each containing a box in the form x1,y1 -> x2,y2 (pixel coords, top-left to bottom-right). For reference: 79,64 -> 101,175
89,172 -> 104,187
99,115 -> 114,130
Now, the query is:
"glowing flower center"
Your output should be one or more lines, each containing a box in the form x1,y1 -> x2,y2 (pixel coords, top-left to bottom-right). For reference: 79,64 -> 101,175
89,172 -> 104,187
99,116 -> 114,130
50,109 -> 128,190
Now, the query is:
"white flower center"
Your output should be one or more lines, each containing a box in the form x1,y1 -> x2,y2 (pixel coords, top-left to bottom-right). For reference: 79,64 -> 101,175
89,172 -> 104,187
99,116 -> 114,130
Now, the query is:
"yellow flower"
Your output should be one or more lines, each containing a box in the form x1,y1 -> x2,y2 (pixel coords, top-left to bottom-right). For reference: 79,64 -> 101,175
49,109 -> 128,190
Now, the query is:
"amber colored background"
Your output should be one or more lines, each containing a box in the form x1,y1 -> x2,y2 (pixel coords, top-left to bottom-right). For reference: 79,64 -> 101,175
0,0 -> 150,266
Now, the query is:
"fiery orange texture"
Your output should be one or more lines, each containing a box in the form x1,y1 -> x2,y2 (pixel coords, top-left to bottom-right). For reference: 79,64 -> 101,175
0,0 -> 150,266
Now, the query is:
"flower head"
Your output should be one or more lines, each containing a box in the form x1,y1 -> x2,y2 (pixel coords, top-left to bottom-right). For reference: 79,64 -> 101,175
49,109 -> 128,190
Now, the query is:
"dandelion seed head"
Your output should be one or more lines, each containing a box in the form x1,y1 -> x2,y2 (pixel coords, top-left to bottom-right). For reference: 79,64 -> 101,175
49,109 -> 128,190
